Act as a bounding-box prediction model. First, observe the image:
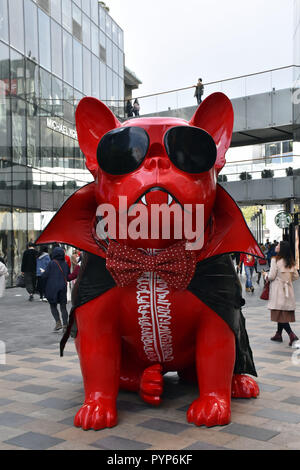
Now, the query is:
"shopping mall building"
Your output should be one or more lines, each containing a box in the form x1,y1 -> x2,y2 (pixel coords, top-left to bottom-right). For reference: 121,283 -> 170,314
0,0 -> 141,285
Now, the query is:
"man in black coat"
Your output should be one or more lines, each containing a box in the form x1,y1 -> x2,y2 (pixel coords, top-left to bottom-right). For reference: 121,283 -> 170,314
21,242 -> 38,301
42,247 -> 70,332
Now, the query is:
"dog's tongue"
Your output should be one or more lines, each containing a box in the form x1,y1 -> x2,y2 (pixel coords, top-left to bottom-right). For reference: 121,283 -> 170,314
145,190 -> 168,206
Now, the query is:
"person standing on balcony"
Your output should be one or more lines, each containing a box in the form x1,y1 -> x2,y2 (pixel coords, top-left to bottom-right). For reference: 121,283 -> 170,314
239,253 -> 255,293
133,98 -> 140,117
194,78 -> 204,105
125,100 -> 134,118
264,241 -> 299,346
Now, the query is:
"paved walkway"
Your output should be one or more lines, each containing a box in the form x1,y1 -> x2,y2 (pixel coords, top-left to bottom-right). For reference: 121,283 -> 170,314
0,276 -> 300,451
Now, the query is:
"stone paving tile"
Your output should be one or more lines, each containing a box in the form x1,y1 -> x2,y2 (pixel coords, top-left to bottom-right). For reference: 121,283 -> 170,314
15,385 -> 58,395
283,396 -> 300,406
137,418 -> 190,435
35,397 -> 81,410
0,283 -> 300,449
0,411 -> 36,428
0,373 -> 36,382
263,373 -> 300,383
4,432 -> 65,450
90,435 -> 151,450
182,441 -> 227,450
254,408 -> 300,424
220,422 -> 280,441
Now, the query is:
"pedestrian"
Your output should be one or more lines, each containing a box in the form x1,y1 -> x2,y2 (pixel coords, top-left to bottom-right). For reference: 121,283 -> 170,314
265,241 -> 299,346
133,98 -> 140,117
256,244 -> 268,285
36,246 -> 50,301
21,242 -> 38,301
267,243 -> 276,267
0,257 -> 8,298
239,253 -> 255,292
64,249 -> 71,269
42,247 -> 70,333
125,100 -> 133,118
194,78 -> 204,105
71,249 -> 80,272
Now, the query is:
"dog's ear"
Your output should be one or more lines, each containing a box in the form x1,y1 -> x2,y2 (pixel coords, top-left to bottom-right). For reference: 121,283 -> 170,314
189,93 -> 234,173
76,97 -> 121,176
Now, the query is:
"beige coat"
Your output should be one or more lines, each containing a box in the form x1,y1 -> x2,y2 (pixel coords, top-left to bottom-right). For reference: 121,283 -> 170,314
267,258 -> 299,311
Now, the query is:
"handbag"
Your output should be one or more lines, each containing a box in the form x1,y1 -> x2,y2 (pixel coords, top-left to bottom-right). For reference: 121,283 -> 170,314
16,274 -> 25,288
260,280 -> 270,300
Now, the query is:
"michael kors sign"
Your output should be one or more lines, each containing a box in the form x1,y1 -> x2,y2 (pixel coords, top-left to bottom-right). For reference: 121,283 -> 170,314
46,118 -> 78,141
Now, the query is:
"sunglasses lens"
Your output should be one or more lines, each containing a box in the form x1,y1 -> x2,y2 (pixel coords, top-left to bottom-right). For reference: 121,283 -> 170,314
165,126 -> 217,173
97,127 -> 149,175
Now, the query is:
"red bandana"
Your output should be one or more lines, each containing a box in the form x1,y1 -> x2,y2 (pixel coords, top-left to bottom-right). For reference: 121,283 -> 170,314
106,239 -> 198,290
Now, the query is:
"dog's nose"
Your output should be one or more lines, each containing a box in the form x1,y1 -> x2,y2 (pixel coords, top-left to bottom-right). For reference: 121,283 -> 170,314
144,156 -> 170,170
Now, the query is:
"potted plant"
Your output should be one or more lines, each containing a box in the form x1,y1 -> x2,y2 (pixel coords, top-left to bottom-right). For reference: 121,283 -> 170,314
239,172 -> 252,180
261,169 -> 274,178
217,174 -> 228,183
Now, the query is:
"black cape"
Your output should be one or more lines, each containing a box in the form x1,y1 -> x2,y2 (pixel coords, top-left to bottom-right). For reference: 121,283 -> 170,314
61,252 -> 257,377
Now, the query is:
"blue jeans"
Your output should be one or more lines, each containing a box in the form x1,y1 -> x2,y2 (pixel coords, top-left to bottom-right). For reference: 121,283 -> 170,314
245,266 -> 254,288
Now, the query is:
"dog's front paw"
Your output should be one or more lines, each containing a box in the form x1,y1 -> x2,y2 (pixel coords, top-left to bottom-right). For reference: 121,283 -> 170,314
187,395 -> 231,427
74,396 -> 117,430
231,374 -> 260,398
139,364 -> 163,406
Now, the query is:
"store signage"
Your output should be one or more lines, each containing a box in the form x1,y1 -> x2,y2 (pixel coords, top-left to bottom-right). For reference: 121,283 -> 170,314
46,118 -> 78,141
274,211 -> 292,229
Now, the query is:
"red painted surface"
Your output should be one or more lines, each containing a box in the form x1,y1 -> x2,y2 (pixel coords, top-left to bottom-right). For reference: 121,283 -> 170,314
36,93 -> 261,430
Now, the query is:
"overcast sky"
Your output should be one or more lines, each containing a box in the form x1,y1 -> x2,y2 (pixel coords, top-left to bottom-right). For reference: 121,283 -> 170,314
107,0 -> 294,98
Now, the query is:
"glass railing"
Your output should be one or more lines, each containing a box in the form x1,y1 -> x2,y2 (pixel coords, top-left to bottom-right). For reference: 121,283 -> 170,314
123,65 -> 300,117
218,154 -> 300,183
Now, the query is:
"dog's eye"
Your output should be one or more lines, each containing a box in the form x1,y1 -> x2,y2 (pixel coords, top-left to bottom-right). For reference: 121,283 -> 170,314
97,127 -> 149,175
164,126 -> 217,174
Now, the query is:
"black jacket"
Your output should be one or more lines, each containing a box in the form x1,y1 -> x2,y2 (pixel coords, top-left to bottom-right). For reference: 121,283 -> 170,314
21,248 -> 38,273
42,247 -> 70,304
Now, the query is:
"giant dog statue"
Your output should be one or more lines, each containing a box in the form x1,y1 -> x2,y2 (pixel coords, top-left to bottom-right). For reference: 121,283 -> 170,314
37,93 -> 263,430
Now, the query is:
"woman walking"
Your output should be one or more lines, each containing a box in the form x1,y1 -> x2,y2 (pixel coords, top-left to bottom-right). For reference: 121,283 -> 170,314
265,241 -> 299,346
42,247 -> 70,333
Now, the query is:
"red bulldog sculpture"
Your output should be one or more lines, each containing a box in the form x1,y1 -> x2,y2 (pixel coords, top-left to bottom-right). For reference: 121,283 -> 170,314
36,92 -> 263,430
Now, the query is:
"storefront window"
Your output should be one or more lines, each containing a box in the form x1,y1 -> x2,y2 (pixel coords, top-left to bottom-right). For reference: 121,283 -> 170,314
9,0 -> 24,54
24,0 -> 38,61
38,10 -> 51,71
73,39 -> 83,91
100,60 -> 106,101
0,0 -> 8,43
51,20 -> 63,78
62,0 -> 72,31
106,38 -> 112,68
82,0 -> 90,17
90,0 -> 98,24
91,54 -> 99,98
11,98 -> 26,165
0,42 -> 11,167
10,49 -> 25,99
99,5 -> 106,31
39,68 -> 52,115
63,30 -> 73,86
0,207 -> 13,284
82,14 -> 91,49
83,47 -> 91,96
50,0 -> 62,24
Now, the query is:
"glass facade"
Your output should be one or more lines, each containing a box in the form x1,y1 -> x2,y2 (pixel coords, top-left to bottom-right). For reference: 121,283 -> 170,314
0,0 -> 125,285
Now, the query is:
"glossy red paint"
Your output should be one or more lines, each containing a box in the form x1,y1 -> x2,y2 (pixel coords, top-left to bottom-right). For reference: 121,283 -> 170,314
36,93 -> 261,430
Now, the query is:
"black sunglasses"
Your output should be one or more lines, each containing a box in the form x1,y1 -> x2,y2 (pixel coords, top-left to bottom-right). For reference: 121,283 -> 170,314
97,126 -> 217,175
